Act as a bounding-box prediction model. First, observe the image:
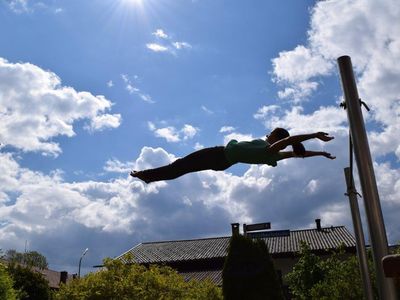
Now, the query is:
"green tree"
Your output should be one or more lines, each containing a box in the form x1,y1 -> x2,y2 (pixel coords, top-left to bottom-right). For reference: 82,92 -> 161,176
284,242 -> 325,300
0,262 -> 17,300
55,256 -> 222,300
222,234 -> 284,300
285,243 -> 379,300
6,250 -> 48,269
310,252 -> 366,299
8,264 -> 52,300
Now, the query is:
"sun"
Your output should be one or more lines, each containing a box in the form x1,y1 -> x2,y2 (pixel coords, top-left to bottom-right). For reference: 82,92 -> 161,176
122,0 -> 144,7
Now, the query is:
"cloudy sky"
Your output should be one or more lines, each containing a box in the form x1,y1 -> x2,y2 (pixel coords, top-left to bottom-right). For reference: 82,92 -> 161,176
1,0 -> 399,275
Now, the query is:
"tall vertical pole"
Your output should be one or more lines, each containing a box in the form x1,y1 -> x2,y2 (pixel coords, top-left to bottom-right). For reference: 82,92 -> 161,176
337,56 -> 397,299
344,167 -> 374,300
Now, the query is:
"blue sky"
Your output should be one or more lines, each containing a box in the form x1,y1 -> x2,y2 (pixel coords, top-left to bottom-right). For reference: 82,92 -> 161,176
1,0 -> 399,275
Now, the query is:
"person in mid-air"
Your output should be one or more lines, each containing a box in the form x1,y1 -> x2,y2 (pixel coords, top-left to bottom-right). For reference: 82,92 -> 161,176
130,128 -> 335,184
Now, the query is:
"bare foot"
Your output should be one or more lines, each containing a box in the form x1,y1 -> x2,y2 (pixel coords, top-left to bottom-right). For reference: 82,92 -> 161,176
130,170 -> 150,184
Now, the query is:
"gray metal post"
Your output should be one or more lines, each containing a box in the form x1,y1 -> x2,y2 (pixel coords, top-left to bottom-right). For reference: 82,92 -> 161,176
338,56 -> 397,299
344,167 -> 374,300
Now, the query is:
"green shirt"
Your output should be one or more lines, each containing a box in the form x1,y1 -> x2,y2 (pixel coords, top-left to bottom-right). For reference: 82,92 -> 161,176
224,139 -> 281,166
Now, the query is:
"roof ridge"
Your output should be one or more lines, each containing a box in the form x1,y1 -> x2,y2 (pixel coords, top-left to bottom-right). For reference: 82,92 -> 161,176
139,226 -> 346,245
141,236 -> 231,245
290,226 -> 345,233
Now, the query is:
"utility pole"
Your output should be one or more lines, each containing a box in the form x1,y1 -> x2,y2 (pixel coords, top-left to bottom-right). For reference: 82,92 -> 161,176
344,167 -> 373,300
337,55 -> 397,299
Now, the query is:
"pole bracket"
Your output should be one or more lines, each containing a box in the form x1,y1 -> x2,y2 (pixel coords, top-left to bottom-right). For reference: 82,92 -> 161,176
345,190 -> 363,198
340,98 -> 370,111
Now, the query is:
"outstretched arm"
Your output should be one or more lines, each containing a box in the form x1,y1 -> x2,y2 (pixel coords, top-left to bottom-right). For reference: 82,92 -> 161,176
278,151 -> 336,160
303,151 -> 336,159
269,132 -> 334,153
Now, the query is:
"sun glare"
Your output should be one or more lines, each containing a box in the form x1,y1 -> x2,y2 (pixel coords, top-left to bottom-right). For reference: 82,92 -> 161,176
123,0 -> 144,7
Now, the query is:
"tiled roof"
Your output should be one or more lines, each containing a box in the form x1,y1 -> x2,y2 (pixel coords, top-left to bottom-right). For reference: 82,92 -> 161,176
180,269 -> 223,286
34,268 -> 70,289
118,226 -> 356,264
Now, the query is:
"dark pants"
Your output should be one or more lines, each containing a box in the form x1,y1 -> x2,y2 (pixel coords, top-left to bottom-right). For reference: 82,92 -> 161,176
138,146 -> 233,183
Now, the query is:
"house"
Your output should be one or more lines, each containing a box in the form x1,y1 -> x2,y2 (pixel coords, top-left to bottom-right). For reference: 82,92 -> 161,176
33,267 -> 74,289
0,259 -> 74,290
116,219 -> 357,286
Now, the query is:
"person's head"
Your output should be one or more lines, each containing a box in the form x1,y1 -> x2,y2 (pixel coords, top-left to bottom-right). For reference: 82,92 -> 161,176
266,127 -> 306,156
266,127 -> 289,144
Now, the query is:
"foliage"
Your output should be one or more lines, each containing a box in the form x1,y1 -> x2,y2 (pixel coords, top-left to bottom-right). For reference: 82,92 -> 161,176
284,242 -> 325,300
0,262 -> 17,300
55,256 -> 222,300
285,242 -> 379,300
222,234 -> 284,300
5,250 -> 48,269
7,264 -> 53,300
310,251 -> 366,299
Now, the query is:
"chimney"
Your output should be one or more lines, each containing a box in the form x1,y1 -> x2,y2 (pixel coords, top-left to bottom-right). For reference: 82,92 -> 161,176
231,223 -> 240,236
60,271 -> 68,284
315,218 -> 322,231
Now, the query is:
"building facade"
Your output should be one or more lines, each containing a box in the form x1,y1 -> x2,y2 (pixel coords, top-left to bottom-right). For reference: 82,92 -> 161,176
116,219 -> 357,287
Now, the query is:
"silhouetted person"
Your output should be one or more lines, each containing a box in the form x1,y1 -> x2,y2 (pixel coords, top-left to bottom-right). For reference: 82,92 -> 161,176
131,128 -> 335,183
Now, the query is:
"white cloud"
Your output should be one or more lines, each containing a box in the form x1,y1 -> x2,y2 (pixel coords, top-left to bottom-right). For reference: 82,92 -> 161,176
120,74 -> 154,103
271,0 -> 400,107
0,58 -> 121,156
269,0 -> 400,160
139,94 -> 153,103
219,126 -> 235,133
7,0 -> 63,14
201,105 -> 214,114
272,45 -> 332,101
277,81 -> 319,100
148,122 -> 199,143
147,122 -> 180,142
253,105 -> 280,120
146,43 -> 169,52
7,0 -> 30,13
258,106 -> 348,134
266,0 -> 400,244
154,127 -> 180,143
272,45 -> 332,84
86,113 -> 121,132
173,42 -> 192,50
107,80 -> 114,88
194,142 -> 204,150
181,124 -> 198,140
104,159 -> 134,173
304,179 -> 319,195
146,30 -> 192,55
147,121 -> 156,131
152,29 -> 169,39
2,137 -> 400,274
222,132 -> 255,145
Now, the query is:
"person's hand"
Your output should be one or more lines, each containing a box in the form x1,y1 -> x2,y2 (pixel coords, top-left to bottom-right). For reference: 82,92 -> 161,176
323,152 -> 336,159
315,132 -> 334,142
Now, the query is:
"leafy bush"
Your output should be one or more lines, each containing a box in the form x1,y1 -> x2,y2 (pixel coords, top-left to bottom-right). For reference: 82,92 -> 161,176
8,264 -> 53,300
285,242 -> 379,300
0,262 -> 17,300
56,256 -> 222,300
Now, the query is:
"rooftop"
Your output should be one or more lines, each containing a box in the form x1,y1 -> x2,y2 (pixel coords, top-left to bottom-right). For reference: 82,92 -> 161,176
118,226 -> 356,265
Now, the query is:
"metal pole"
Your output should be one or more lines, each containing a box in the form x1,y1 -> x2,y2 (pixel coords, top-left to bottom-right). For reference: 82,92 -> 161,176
78,248 -> 89,278
344,167 -> 374,300
338,55 -> 397,299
